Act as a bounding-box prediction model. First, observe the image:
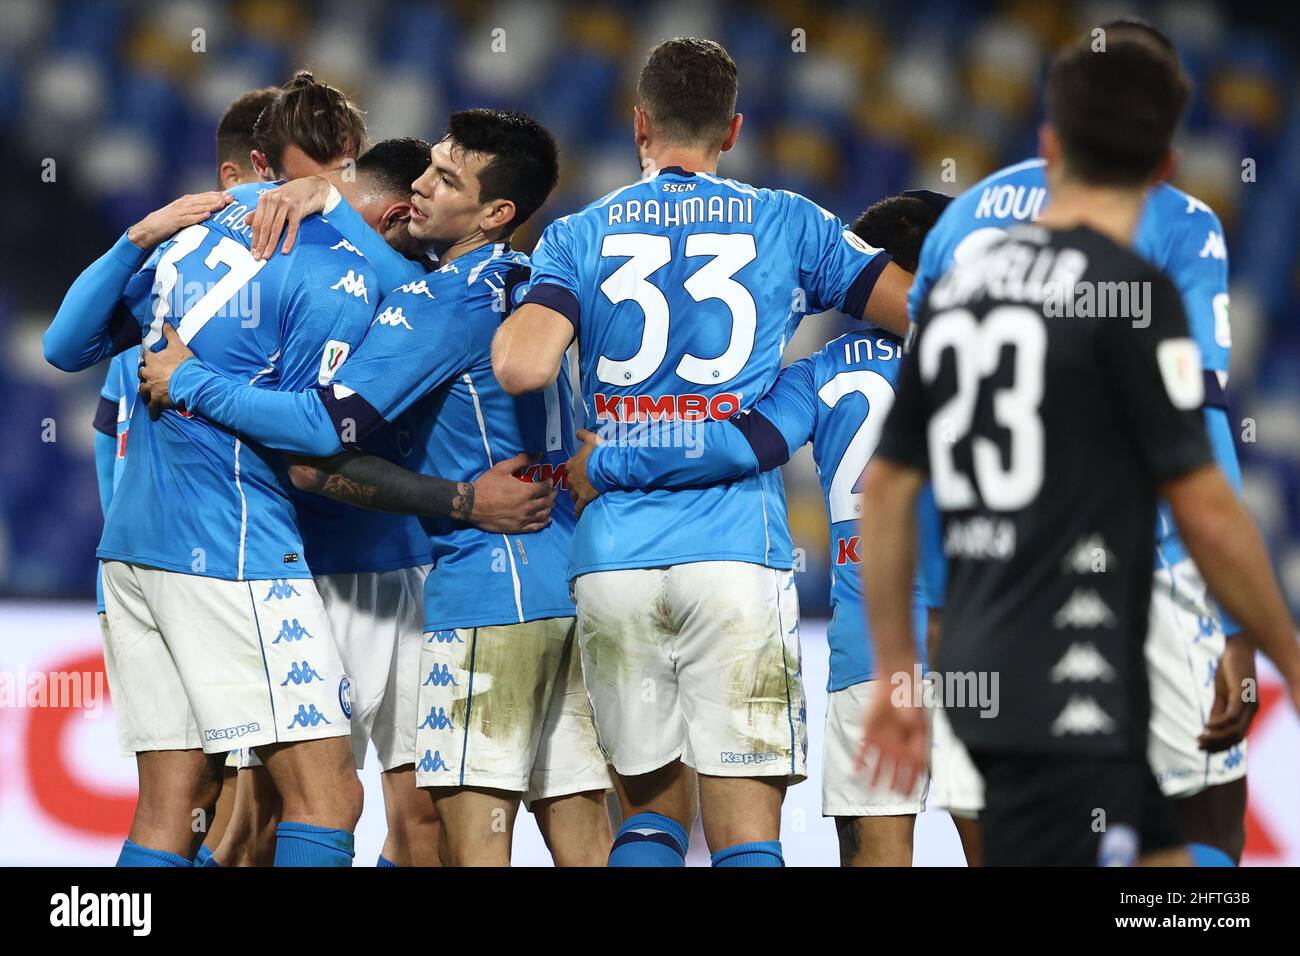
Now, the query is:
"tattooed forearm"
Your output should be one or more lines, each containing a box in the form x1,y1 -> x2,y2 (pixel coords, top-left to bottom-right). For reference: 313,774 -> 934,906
285,452 -> 474,520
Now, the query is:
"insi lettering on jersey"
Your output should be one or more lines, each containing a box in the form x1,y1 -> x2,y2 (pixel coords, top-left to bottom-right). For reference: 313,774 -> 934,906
593,391 -> 742,422
372,305 -> 413,330
398,279 -> 435,298
330,270 -> 369,302
516,461 -> 569,490
974,184 -> 1047,222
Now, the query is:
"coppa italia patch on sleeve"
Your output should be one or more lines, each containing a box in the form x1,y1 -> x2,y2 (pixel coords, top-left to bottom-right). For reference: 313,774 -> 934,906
1156,337 -> 1204,409
318,340 -> 350,385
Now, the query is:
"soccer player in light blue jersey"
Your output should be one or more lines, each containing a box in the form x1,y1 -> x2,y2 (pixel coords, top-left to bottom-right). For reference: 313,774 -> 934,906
46,168 -> 389,866
491,38 -> 915,867
211,136 -> 450,870
909,20 -> 1255,863
139,110 -> 613,867
563,193 -> 949,865
87,85 -> 281,868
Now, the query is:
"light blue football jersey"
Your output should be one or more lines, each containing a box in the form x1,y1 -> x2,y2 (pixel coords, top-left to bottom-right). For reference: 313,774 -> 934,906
911,159 -> 1239,613
320,243 -> 577,631
523,166 -> 893,579
97,181 -> 380,580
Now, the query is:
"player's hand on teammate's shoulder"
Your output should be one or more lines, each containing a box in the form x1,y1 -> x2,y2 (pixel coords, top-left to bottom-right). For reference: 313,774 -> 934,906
565,428 -> 603,518
250,175 -> 333,259
468,452 -> 556,534
127,191 -> 233,251
137,324 -> 194,420
856,671 -> 928,797
1198,634 -> 1260,752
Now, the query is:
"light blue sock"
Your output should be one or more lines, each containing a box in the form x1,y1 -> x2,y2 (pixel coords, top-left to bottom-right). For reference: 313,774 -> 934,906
711,840 -> 784,867
377,854 -> 397,868
273,821 -> 355,867
193,843 -> 217,867
608,812 -> 689,867
1189,842 -> 1235,867
116,839 -> 191,868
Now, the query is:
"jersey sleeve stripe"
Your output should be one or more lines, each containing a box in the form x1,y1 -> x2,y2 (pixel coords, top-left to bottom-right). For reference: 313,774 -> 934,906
843,252 -> 894,320
521,283 -> 581,335
319,385 -> 387,450
92,395 -> 118,437
728,409 -> 791,471
1202,369 -> 1228,410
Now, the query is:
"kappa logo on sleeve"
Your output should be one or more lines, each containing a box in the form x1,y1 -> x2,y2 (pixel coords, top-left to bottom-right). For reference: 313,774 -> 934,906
318,340 -> 350,385
372,305 -> 414,330
330,269 -> 370,302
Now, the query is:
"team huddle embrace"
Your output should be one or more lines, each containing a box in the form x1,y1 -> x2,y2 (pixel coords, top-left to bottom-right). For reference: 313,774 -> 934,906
45,24 -> 1300,869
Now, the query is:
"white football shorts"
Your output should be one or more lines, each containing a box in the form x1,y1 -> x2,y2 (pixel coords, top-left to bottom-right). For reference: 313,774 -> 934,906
573,561 -> 808,781
101,562 -> 350,756
824,679 -> 928,817
413,615 -> 611,806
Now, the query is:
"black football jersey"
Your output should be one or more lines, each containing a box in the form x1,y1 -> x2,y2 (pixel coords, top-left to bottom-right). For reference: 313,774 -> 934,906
877,224 -> 1214,756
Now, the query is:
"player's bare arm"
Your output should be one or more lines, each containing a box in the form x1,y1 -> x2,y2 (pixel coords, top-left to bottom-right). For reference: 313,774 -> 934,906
491,302 -> 573,395
1162,463 -> 1300,711
859,260 -> 913,339
286,451 -> 556,534
854,456 -> 928,796
564,428 -> 603,517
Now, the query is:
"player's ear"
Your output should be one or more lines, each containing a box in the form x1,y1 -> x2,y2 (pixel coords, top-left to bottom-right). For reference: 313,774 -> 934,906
633,106 -> 651,148
1038,123 -> 1059,169
1151,149 -> 1177,186
483,198 -> 516,236
218,161 -> 243,190
380,201 -> 413,232
249,149 -> 276,181
720,113 -> 743,152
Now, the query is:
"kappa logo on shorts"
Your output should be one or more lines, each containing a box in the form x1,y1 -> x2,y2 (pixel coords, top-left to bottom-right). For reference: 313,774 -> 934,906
719,751 -> 779,765
281,660 -> 323,685
286,704 -> 330,729
272,618 -> 316,643
416,749 -> 451,773
423,663 -> 458,687
204,721 -> 261,742
262,579 -> 302,601
418,706 -> 454,731
338,676 -> 353,720
426,629 -> 464,644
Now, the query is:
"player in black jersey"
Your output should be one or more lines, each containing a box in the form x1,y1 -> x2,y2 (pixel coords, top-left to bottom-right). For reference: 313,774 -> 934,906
856,32 -> 1300,865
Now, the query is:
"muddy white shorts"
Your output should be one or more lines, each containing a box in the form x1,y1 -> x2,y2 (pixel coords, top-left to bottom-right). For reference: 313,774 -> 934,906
824,679 -> 927,816
101,562 -> 350,756
413,615 -> 611,806
573,561 -> 808,781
